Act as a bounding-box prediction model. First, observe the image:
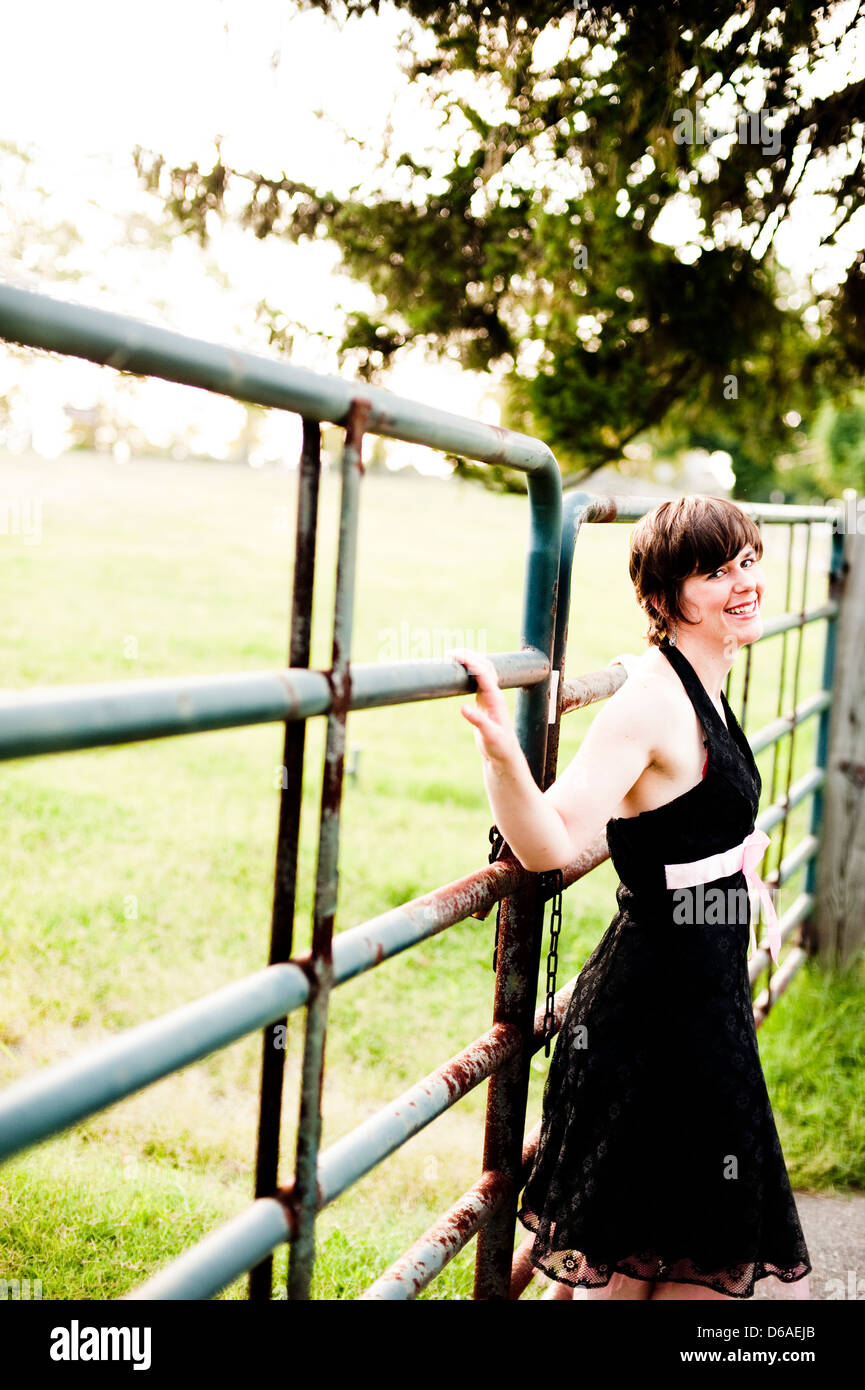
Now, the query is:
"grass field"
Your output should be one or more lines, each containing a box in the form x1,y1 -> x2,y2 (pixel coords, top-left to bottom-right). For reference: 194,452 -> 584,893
1,447 -> 863,1301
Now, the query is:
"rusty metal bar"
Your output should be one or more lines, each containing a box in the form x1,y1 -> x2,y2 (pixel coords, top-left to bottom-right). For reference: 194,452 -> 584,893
287,398 -> 369,1299
249,418 -> 322,1301
308,1023 -> 522,1210
560,664 -> 627,714
358,1170 -> 511,1299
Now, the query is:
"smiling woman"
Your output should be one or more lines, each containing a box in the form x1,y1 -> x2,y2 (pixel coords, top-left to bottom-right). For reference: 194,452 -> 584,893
450,495 -> 812,1303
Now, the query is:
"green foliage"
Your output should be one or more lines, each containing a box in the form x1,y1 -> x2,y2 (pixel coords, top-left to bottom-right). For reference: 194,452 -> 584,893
820,394 -> 865,491
134,4 -> 865,495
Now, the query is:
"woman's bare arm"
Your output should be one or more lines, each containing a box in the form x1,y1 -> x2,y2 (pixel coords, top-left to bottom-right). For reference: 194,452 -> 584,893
448,649 -> 660,873
539,680 -> 661,869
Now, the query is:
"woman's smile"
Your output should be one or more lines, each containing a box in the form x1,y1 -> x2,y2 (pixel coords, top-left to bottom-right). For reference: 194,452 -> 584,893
724,595 -> 759,618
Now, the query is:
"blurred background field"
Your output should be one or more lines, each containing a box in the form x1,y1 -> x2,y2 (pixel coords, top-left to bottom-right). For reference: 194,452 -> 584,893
0,447 -> 862,1299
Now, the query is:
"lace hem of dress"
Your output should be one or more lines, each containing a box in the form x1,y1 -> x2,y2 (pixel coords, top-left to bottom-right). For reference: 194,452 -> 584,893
518,1205 -> 812,1299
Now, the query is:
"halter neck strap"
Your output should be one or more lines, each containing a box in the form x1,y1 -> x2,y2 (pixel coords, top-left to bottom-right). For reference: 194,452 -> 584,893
659,639 -> 731,739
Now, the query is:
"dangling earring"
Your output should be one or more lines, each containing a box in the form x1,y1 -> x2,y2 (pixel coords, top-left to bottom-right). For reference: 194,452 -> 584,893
668,620 -> 678,648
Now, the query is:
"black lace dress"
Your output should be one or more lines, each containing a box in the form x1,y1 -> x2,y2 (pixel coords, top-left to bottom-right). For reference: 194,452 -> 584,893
517,640 -> 812,1297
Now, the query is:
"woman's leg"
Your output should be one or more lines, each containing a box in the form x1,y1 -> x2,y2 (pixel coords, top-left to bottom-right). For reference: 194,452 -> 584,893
649,1280 -> 736,1300
771,1273 -> 811,1300
650,1271 -> 811,1300
542,1277 -> 580,1299
587,1272 -> 654,1300
542,1270 -> 652,1299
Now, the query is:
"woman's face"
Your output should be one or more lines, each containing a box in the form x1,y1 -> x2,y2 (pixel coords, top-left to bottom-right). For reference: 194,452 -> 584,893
677,542 -> 765,650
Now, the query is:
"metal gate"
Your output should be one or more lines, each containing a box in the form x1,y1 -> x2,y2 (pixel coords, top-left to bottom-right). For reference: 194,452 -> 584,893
0,283 -> 843,1299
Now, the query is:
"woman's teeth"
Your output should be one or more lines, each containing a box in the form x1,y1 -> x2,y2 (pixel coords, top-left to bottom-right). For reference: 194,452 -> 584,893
726,598 -> 758,616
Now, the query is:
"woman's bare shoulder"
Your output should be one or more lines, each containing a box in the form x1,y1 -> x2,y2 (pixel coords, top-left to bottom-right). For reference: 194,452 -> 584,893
600,652 -> 687,765
582,652 -> 683,769
609,648 -> 682,714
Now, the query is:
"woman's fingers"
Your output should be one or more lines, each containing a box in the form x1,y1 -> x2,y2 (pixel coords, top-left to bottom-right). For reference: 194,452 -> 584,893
446,647 -> 498,684
447,648 -> 519,765
460,702 -> 489,727
446,648 -> 505,708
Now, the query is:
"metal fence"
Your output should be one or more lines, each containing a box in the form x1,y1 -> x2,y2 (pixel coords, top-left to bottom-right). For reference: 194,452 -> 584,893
0,283 -> 844,1300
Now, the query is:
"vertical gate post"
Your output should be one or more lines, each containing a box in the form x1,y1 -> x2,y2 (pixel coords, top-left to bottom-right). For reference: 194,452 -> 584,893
812,490 -> 865,967
473,469 -> 561,1300
287,398 -> 369,1299
249,420 -> 322,1300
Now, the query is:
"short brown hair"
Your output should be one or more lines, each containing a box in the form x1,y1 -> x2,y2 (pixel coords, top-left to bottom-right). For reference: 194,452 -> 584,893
629,496 -> 763,647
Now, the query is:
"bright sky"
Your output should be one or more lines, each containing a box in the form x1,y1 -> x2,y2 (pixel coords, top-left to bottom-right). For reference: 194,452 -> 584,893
0,1 -> 862,469
0,0 -> 495,471
0,1 -> 422,170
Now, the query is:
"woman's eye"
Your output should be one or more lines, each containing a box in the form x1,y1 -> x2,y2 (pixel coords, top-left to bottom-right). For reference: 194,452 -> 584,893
710,556 -> 755,579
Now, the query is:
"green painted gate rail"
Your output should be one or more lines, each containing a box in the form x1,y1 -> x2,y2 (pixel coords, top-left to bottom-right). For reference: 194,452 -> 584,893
0,284 -> 844,1300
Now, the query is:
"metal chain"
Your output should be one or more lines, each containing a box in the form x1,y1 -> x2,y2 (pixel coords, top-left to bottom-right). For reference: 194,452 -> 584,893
540,869 -> 564,1056
486,827 -> 564,1059
488,823 -> 505,971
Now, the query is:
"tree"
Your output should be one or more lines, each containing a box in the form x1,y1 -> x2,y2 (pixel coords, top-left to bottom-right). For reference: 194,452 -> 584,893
133,2 -> 865,497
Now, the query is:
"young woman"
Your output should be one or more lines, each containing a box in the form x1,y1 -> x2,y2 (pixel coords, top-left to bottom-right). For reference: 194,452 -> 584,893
448,496 -> 812,1301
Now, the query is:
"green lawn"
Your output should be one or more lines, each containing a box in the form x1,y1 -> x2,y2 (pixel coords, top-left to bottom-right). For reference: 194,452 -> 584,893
0,448 -> 862,1301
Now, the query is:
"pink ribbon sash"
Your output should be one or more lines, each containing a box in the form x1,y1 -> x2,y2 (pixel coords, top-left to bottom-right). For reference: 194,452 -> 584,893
664,827 -> 780,964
